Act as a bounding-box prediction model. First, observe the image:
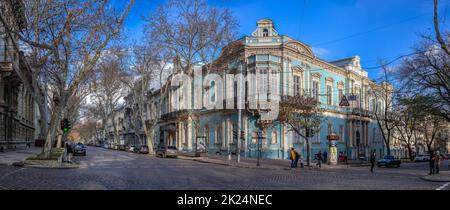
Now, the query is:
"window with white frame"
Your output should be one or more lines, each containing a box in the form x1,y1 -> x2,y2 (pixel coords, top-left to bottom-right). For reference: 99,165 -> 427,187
294,75 -> 301,95
271,131 -> 278,144
312,80 -> 319,100
338,88 -> 343,104
327,85 -> 332,105
216,125 -> 222,144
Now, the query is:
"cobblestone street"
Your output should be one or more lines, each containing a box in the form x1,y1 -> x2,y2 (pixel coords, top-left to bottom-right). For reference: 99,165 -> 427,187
0,146 -> 449,190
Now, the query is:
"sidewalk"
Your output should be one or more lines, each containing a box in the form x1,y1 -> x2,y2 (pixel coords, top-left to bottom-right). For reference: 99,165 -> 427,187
0,146 -> 42,166
420,170 -> 450,182
178,153 -> 352,170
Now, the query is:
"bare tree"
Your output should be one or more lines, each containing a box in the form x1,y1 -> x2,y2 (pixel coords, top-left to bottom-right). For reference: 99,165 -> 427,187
121,45 -> 159,154
144,0 -> 238,153
434,0 -> 450,56
394,97 -> 421,160
6,0 -> 135,158
275,95 -> 323,166
89,53 -> 127,145
145,0 -> 238,75
370,66 -> 397,155
420,115 -> 447,155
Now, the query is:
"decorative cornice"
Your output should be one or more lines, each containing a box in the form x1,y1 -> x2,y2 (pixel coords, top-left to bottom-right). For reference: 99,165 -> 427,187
291,65 -> 304,73
325,77 -> 334,83
311,72 -> 322,78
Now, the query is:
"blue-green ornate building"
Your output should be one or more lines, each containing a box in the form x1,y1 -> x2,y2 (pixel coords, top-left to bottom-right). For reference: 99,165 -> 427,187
150,19 -> 389,161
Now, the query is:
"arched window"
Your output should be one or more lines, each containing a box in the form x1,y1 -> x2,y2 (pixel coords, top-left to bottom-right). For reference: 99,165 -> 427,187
204,125 -> 209,146
263,28 -> 269,37
271,131 -> 277,144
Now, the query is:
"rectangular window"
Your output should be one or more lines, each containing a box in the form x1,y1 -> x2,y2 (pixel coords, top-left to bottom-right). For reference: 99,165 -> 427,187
327,85 -> 332,105
256,54 -> 269,61
338,89 -> 343,103
339,125 -> 344,142
294,75 -> 301,95
232,123 -> 238,144
216,126 -> 222,144
270,55 -> 280,62
313,81 -> 319,100
328,123 -> 333,134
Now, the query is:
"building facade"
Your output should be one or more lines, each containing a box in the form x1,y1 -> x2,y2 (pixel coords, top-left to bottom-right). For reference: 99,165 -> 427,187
0,0 -> 36,150
149,19 -> 389,160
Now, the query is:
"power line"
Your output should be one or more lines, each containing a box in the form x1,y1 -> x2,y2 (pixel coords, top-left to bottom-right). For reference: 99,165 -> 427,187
312,13 -> 429,47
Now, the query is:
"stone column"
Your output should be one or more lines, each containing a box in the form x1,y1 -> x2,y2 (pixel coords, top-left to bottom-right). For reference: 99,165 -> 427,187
187,121 -> 192,150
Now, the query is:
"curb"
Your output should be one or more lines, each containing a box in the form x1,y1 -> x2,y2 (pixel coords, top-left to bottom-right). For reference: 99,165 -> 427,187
419,176 -> 450,182
22,163 -> 79,169
189,158 -> 290,170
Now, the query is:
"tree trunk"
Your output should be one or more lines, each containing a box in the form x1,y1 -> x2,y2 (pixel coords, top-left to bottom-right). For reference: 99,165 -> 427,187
407,144 -> 413,161
43,94 -> 67,158
56,131 -> 63,148
306,138 -> 311,166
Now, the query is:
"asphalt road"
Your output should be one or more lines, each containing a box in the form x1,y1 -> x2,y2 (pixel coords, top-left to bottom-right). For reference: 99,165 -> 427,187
0,146 -> 448,190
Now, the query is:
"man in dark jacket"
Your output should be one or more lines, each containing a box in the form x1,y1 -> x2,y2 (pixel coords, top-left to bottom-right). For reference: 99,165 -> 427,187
370,151 -> 376,173
65,142 -> 73,163
316,151 -> 322,168
294,150 -> 300,168
429,151 -> 435,175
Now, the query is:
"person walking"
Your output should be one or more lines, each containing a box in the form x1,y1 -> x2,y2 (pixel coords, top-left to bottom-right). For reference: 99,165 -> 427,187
370,151 -> 376,173
294,150 -> 300,168
316,151 -> 322,168
323,150 -> 328,164
434,151 -> 441,174
290,148 -> 297,169
66,142 -> 73,164
429,151 -> 435,175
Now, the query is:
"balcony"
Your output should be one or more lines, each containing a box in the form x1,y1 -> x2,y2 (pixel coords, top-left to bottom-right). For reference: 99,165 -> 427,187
352,108 -> 374,117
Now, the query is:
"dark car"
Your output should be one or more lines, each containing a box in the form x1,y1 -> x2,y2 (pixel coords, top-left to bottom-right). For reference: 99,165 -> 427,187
118,145 -> 126,151
156,145 -> 178,158
377,155 -> 401,168
73,143 -> 86,156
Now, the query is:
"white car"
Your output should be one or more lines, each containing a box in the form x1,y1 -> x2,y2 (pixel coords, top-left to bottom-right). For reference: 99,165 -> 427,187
128,146 -> 136,152
414,155 -> 430,162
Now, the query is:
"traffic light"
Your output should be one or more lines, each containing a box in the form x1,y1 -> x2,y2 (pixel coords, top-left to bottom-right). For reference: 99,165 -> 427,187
61,118 -> 71,133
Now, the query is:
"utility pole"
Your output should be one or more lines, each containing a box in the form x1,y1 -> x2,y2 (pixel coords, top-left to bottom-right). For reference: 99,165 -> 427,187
359,75 -> 363,161
237,62 -> 244,163
252,130 -> 266,167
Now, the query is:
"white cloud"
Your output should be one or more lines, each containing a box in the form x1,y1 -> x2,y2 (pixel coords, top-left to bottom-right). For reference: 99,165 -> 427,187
312,47 -> 330,57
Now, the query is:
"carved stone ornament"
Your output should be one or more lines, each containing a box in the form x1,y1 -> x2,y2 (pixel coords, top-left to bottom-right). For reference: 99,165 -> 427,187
291,66 -> 304,73
284,41 -> 314,57
311,72 -> 322,78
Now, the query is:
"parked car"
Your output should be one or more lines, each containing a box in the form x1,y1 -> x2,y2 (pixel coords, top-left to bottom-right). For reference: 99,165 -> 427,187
156,145 -> 178,158
139,145 -> 149,154
73,143 -> 86,156
442,154 -> 450,160
128,145 -> 138,153
119,145 -> 126,151
377,155 -> 401,168
414,154 -> 431,162
102,144 -> 109,149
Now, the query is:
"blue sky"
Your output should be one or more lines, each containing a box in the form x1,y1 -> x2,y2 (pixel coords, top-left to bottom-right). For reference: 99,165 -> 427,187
120,0 -> 450,80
